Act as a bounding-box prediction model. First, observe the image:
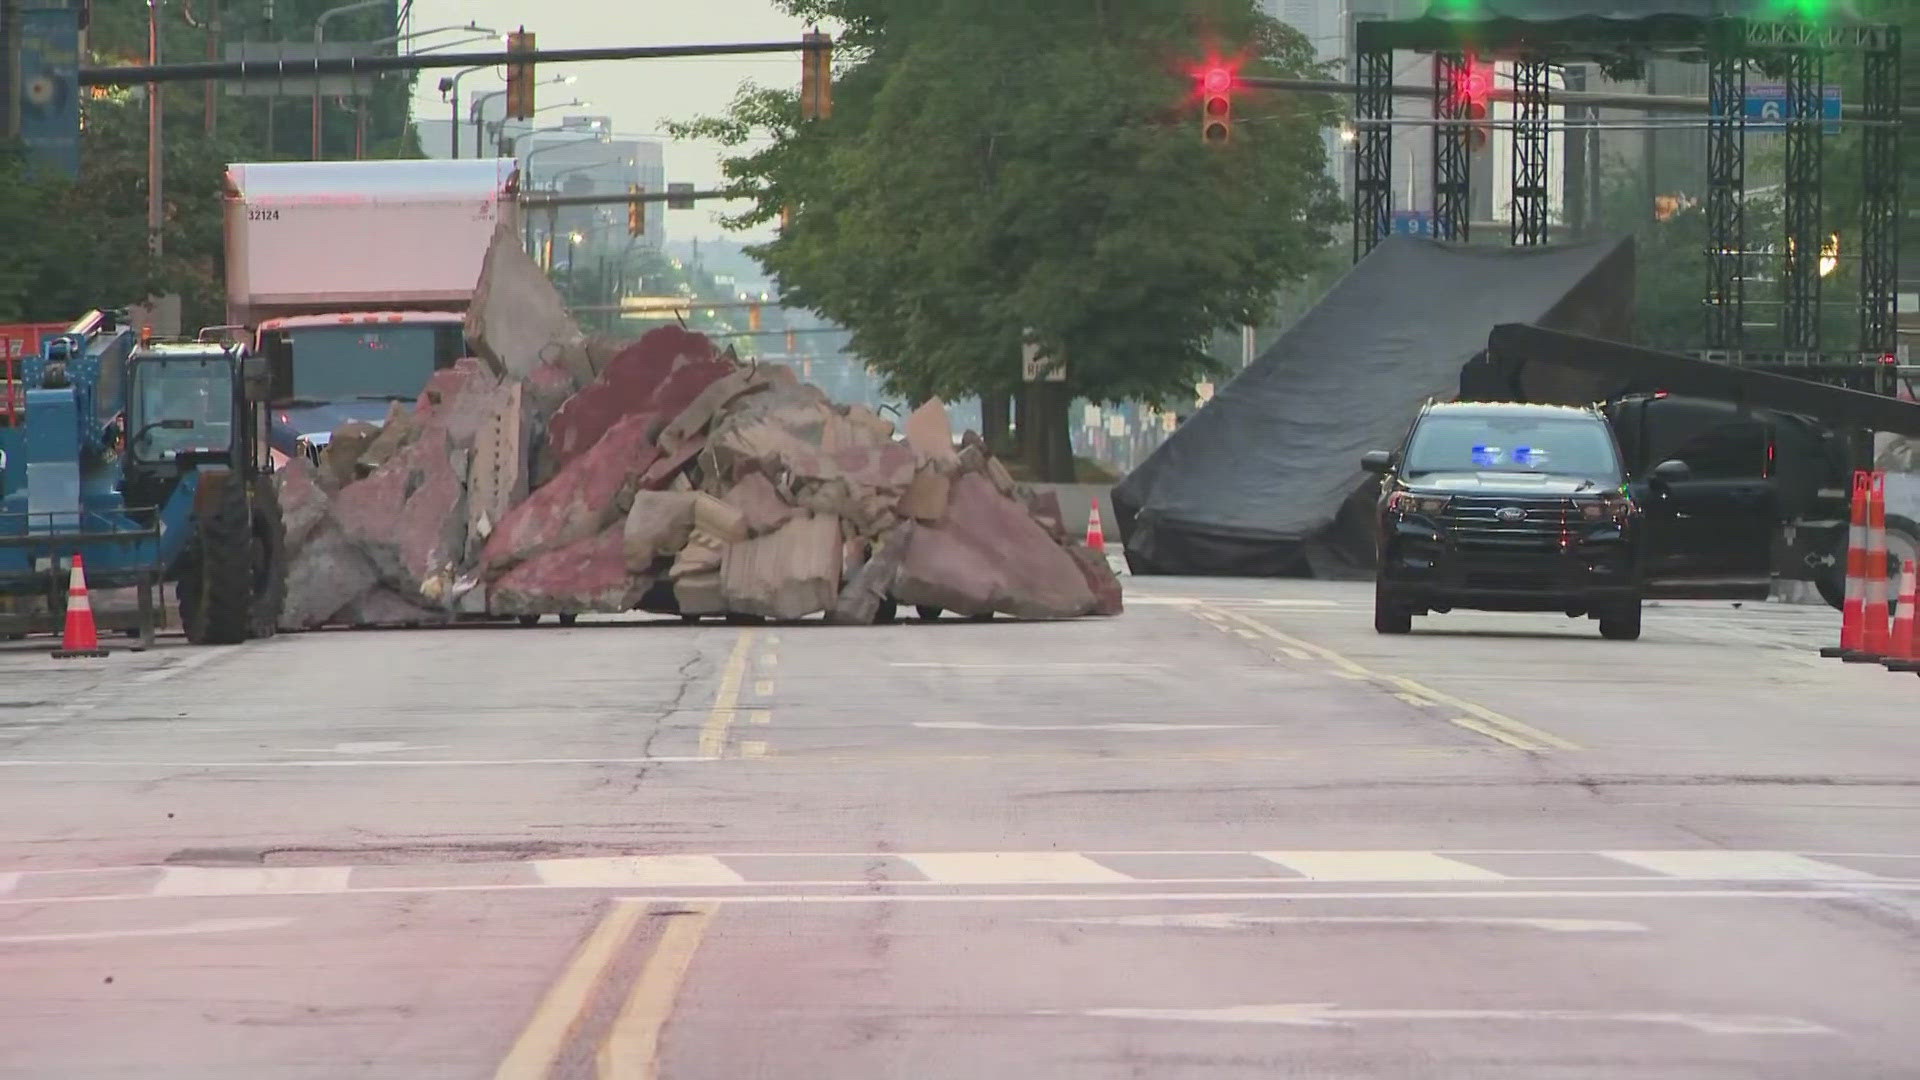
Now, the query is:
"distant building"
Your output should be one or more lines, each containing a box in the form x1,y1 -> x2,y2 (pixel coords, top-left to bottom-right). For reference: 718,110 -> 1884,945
509,116 -> 667,255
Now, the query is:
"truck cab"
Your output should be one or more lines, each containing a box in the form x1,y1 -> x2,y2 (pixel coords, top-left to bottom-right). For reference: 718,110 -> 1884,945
221,158 -> 515,464
254,312 -> 470,461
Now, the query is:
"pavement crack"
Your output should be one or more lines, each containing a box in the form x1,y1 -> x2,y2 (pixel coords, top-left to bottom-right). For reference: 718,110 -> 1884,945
622,650 -> 710,796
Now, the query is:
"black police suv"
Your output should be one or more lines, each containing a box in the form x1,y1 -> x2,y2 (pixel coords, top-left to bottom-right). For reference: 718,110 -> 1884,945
1363,401 -> 1694,641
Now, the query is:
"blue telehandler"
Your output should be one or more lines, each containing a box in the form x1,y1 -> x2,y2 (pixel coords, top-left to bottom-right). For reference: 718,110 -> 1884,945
0,310 -> 287,646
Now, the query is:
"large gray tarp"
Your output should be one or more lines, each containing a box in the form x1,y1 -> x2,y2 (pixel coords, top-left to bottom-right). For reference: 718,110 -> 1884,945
1112,235 -> 1633,577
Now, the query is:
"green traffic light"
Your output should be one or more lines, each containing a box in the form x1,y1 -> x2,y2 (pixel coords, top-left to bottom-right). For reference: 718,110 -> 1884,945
1761,0 -> 1833,19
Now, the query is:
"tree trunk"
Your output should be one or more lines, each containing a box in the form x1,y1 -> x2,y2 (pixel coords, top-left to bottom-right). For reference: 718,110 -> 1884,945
980,390 -> 1011,456
1022,383 -> 1076,482
1012,387 -> 1030,462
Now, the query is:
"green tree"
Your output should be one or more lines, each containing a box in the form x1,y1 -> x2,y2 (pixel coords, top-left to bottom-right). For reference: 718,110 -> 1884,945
0,0 -> 423,326
671,0 -> 1343,479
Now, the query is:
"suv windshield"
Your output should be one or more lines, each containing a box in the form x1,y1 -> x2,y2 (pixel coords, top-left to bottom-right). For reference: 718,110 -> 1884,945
1404,413 -> 1621,481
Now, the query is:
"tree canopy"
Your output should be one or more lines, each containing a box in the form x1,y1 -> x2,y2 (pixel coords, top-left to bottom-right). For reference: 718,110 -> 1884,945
671,0 -> 1344,475
0,0 -> 421,327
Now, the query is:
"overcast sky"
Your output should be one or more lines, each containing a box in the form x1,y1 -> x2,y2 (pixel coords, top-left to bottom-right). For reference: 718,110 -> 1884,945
408,0 -> 810,240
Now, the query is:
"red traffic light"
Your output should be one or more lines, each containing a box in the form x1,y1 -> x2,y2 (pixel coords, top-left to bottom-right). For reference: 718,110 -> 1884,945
1202,66 -> 1233,95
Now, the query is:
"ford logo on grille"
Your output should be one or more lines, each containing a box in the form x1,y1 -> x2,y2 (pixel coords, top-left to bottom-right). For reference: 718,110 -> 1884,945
1495,506 -> 1526,523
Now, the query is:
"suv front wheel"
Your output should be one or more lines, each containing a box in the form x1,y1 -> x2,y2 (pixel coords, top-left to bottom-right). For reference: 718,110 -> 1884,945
1374,579 -> 1413,635
1598,597 -> 1643,641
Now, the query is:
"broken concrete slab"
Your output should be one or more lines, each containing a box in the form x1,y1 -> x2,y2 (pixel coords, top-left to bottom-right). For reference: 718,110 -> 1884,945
904,397 -> 959,465
274,457 -> 331,550
489,527 -> 644,615
414,358 -> 502,449
722,472 -> 795,537
1067,542 -> 1124,617
392,429 -> 468,604
466,381 -> 528,546
334,428 -> 467,603
623,491 -> 697,570
690,492 -> 748,546
1021,486 -> 1067,543
317,420 -> 381,490
480,412 -> 660,576
279,525 -> 380,630
341,588 -> 451,628
831,522 -> 911,625
721,513 -> 842,620
464,221 -> 585,380
544,327 -> 721,474
890,473 -> 1096,619
357,400 -> 418,474
640,435 -> 705,491
656,366 -> 768,452
899,466 -> 951,525
673,570 -> 726,616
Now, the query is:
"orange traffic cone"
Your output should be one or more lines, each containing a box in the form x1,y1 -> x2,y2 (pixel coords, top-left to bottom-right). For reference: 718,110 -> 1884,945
1849,471 -> 1892,662
51,556 -> 108,659
1884,558 -> 1919,672
1085,498 -> 1106,553
1823,471 -> 1869,658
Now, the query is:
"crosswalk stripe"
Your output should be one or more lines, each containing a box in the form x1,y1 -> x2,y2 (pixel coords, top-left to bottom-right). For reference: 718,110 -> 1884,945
1255,851 -> 1508,881
1601,851 -> 1877,881
153,866 -> 353,896
534,855 -> 747,888
903,852 -> 1133,884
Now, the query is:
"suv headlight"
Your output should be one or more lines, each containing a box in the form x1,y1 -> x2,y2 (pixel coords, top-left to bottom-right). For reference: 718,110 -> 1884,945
1579,494 -> 1632,523
1388,492 -> 1451,516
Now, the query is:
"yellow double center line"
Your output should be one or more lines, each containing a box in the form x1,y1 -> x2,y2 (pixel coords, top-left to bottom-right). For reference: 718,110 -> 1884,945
697,630 -> 757,758
1200,603 -> 1581,753
494,903 -> 718,1080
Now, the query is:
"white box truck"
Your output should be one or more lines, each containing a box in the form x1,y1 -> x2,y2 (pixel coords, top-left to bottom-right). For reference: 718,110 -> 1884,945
220,158 -> 518,460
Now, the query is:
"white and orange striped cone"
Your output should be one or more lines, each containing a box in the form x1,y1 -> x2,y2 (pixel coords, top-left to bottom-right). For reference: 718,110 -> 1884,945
1085,499 -> 1106,553
50,556 -> 108,659
1884,559 -> 1920,672
1848,471 -> 1893,663
1824,470 -> 1869,658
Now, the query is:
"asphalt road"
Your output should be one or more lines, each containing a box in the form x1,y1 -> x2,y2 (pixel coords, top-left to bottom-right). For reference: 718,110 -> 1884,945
0,579 -> 1916,1079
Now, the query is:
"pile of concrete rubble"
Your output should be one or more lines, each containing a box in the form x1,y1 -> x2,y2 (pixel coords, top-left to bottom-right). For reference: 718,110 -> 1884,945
273,226 -> 1122,630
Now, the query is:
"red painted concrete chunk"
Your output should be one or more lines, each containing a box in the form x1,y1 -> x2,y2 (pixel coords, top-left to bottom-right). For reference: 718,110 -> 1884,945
545,327 -> 721,474
893,473 -> 1096,619
490,527 -> 641,614
481,413 -> 660,575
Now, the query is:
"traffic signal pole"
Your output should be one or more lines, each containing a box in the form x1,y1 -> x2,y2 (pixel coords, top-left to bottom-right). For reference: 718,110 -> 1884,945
77,39 -> 816,86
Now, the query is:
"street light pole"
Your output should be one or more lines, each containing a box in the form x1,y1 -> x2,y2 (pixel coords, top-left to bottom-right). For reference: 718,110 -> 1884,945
147,0 -> 163,257
363,28 -> 494,158
477,74 -> 571,157
444,62 -> 495,159
312,0 -> 383,160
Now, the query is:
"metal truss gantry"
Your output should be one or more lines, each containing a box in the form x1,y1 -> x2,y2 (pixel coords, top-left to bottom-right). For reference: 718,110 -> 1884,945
1508,58 -> 1552,246
1353,46 -> 1394,261
1705,28 -> 1747,352
1432,52 -> 1471,243
1780,46 -> 1826,355
1858,25 -> 1902,356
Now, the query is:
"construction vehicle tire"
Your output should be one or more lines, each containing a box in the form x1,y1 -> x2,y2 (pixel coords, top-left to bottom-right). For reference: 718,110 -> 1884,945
179,471 -> 259,645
